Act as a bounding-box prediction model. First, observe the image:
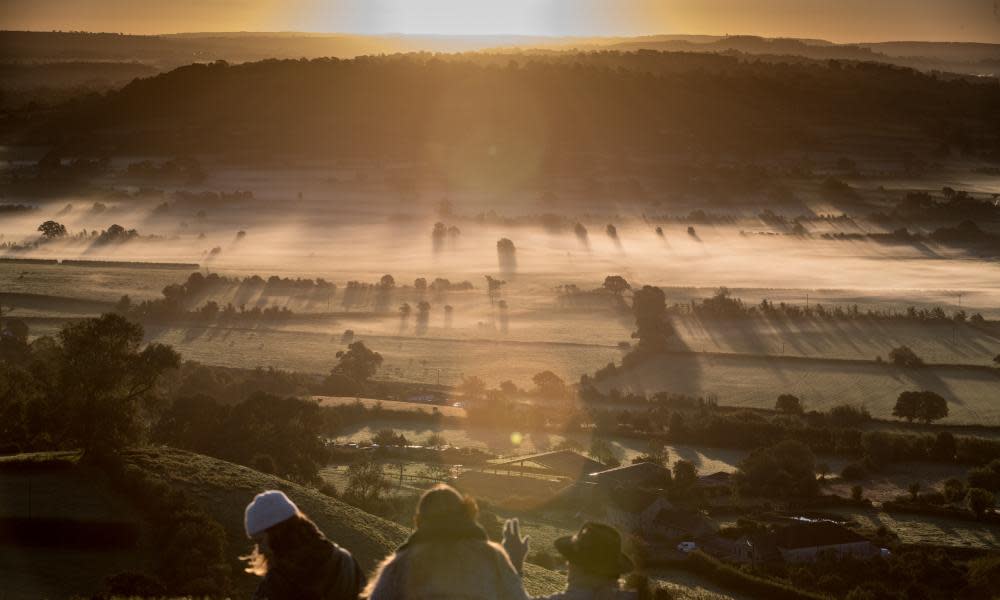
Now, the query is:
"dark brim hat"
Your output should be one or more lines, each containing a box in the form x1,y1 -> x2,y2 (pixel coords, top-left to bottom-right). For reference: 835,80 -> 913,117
554,522 -> 633,578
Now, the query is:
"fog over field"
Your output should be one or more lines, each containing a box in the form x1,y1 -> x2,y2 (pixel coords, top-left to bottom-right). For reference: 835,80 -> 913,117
3,22 -> 1000,600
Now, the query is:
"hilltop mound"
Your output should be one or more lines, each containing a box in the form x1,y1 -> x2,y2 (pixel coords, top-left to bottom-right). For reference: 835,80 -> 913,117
0,447 -> 564,599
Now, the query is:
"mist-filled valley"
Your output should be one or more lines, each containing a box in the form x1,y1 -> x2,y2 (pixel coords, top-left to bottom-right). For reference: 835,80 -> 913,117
3,21 -> 1000,600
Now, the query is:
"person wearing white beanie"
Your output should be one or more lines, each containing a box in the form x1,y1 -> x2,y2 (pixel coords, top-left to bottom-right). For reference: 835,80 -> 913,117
243,490 -> 364,600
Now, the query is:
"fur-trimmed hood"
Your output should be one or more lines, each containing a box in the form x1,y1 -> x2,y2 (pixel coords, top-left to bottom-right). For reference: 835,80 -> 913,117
365,519 -> 528,600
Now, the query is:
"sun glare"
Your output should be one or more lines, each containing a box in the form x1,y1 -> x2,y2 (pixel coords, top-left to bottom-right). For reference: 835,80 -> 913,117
327,0 -> 553,36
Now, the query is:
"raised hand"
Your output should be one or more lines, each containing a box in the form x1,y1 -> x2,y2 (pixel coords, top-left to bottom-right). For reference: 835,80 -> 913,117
501,517 -> 530,574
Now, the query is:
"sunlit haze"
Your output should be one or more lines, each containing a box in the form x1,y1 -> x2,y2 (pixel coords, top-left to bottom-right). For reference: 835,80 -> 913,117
2,0 -> 999,42
2,2 -> 1000,598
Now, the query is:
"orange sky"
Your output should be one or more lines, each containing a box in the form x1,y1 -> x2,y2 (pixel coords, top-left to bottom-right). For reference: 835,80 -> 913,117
3,0 -> 999,43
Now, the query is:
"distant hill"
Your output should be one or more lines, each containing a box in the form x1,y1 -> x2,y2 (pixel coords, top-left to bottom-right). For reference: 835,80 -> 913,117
602,35 -> 1000,77
25,51 -> 1000,165
0,30 -> 585,69
0,447 -> 565,599
3,30 -> 997,76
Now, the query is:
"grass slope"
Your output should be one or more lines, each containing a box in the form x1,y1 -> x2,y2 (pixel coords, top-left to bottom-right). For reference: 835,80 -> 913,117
0,447 -> 564,598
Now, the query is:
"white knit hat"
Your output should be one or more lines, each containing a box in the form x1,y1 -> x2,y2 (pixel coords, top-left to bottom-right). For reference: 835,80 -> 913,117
245,490 -> 299,537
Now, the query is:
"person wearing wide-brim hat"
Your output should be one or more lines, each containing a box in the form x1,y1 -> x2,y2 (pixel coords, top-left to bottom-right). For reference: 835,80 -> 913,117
503,520 -> 638,600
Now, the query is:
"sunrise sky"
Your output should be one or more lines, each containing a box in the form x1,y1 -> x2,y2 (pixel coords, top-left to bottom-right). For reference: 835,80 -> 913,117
3,0 -> 999,43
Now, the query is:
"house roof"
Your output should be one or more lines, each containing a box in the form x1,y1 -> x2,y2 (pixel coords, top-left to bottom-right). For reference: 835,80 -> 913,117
771,522 -> 867,550
606,488 -> 667,514
697,471 -> 732,485
652,508 -> 711,533
589,461 -> 670,486
491,450 -> 607,479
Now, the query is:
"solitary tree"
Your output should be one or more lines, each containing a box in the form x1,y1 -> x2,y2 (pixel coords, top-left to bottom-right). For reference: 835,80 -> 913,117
424,433 -> 447,448
531,370 -> 568,399
632,440 -> 669,467
432,222 -> 448,252
672,459 -> 698,489
345,456 -> 391,507
893,390 -> 948,424
888,346 -> 924,368
50,313 -> 180,456
631,285 -> 673,355
966,488 -> 995,519
943,478 -> 965,503
497,238 -> 517,274
37,220 -> 68,239
459,375 -> 486,400
332,341 -> 383,384
485,275 -> 506,305
603,275 -> 631,297
589,438 -> 621,468
775,394 -> 803,415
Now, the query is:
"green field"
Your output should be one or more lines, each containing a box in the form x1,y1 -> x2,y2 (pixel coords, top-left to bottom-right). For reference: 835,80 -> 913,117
599,353 -> 1000,425
825,507 -> 1000,550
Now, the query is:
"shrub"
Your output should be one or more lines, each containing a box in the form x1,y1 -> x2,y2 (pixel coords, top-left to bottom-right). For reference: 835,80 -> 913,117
250,453 -> 277,474
851,485 -> 864,501
888,346 -> 924,368
828,404 -> 871,427
775,394 -> 803,415
966,488 -> 995,519
943,478 -> 966,503
101,571 -> 166,598
734,440 -> 819,498
101,458 -> 230,595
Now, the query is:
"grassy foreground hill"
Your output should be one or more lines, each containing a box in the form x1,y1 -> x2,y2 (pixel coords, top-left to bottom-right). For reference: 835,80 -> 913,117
0,447 -> 565,599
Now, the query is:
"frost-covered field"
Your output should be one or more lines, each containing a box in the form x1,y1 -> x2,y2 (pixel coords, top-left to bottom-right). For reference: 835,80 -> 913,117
5,164 -> 1000,425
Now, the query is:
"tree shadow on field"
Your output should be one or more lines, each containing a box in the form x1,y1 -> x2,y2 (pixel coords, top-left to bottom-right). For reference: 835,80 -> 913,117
693,314 -> 774,356
182,325 -> 208,343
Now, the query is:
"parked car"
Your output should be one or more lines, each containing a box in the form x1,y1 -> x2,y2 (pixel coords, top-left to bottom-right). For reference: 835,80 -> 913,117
677,541 -> 698,553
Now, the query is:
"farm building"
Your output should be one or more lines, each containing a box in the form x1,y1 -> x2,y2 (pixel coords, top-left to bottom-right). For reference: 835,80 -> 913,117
588,461 -> 671,488
602,488 -> 713,540
489,450 -> 607,479
736,522 -> 878,564
696,471 -> 733,497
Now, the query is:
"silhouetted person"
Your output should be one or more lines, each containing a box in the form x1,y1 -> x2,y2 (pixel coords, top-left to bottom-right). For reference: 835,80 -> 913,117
244,490 -> 364,600
367,484 -> 527,600
504,521 -> 637,600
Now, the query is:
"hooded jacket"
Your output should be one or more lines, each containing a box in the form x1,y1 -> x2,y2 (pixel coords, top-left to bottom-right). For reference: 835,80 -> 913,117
366,518 -> 528,600
252,539 -> 364,600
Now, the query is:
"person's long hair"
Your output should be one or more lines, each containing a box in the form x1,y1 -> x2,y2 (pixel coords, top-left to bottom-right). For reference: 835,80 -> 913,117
243,511 -> 330,576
